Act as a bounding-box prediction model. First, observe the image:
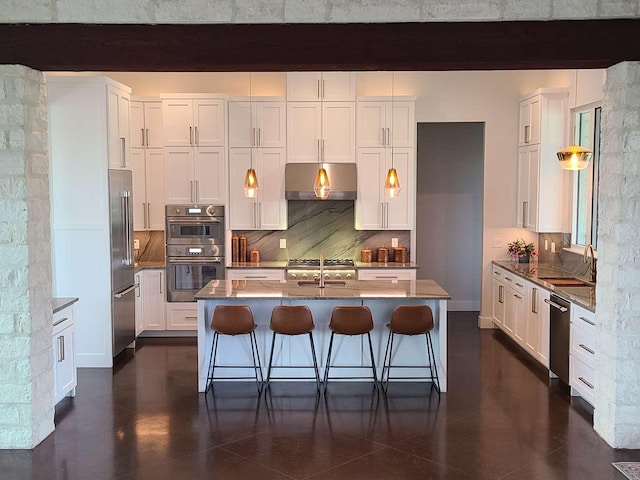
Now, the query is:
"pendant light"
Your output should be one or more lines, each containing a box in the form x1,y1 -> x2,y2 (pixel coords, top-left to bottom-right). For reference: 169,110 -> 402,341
314,78 -> 330,199
243,72 -> 259,197
384,72 -> 401,198
557,71 -> 592,171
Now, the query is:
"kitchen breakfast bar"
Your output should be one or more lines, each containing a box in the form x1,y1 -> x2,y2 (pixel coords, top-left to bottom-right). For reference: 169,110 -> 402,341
195,279 -> 451,392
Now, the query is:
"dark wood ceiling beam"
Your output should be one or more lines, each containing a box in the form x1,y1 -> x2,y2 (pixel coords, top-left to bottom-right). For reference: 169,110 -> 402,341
0,19 -> 639,71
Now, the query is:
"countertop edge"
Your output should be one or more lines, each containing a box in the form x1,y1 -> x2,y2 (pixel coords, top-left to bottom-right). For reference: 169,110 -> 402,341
492,260 -> 595,312
53,297 -> 79,314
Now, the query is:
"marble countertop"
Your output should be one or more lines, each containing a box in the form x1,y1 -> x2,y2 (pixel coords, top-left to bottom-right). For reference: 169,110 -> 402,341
356,261 -> 419,269
194,279 -> 450,300
493,260 -> 595,312
53,297 -> 79,314
227,261 -> 288,269
134,261 -> 166,272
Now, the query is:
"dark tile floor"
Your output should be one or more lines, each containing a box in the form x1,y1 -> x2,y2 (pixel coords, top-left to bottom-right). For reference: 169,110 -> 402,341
2,312 -> 638,479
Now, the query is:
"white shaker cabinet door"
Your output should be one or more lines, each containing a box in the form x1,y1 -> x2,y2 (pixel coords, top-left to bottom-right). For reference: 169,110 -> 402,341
193,99 -> 225,147
257,148 -> 287,230
194,147 -> 226,204
355,148 -> 384,230
164,147 -> 195,204
322,102 -> 355,163
228,148 -> 256,230
162,99 -> 194,147
287,102 -> 321,163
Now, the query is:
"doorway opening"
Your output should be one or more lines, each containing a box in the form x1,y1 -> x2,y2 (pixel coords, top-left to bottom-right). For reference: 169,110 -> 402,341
416,122 -> 484,312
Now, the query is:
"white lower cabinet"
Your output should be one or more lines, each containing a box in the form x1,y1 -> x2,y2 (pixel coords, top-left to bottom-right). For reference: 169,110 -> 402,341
358,269 -> 416,280
227,269 -> 285,281
166,303 -> 198,330
570,303 -> 597,405
492,264 -> 550,368
53,305 -> 77,405
138,269 -> 166,331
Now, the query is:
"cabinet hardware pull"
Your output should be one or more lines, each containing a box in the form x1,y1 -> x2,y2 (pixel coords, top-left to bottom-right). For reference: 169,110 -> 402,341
580,316 -> 596,326
53,317 -> 69,327
252,127 -> 256,147
114,285 -> 137,298
543,298 -> 568,312
499,285 -> 504,303
195,126 -> 199,145
189,126 -> 193,145
387,127 -> 390,146
522,201 -> 528,228
321,139 -> 325,162
532,288 -> 538,313
246,276 -> 268,279
578,377 -> 594,390
159,272 -> 163,294
515,294 -> 523,300
505,277 -> 513,282
579,343 -> 595,355
524,125 -> 530,143
143,202 -> 148,229
195,181 -> 200,202
494,271 -> 501,276
135,281 -> 140,298
382,128 -> 385,146
317,139 -> 321,162
120,137 -> 126,167
258,128 -> 261,146
146,129 -> 150,146
190,181 -> 194,203
58,336 -> 64,362
317,79 -> 320,99
322,79 -> 325,99
516,282 -> 524,288
146,203 -> 151,229
141,128 -> 145,146
185,316 -> 198,320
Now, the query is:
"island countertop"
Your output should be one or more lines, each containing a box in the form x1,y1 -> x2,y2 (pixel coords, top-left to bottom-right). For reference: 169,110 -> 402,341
194,279 -> 451,300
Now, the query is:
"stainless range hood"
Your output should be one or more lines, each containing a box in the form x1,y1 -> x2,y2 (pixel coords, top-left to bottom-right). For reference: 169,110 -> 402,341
285,163 -> 357,200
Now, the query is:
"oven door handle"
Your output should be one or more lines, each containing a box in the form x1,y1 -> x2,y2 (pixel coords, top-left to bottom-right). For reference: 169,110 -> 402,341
544,298 -> 568,312
167,219 -> 222,226
167,257 -> 223,264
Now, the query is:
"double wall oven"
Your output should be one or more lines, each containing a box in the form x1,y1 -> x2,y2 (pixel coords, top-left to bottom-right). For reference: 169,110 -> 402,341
165,205 -> 225,302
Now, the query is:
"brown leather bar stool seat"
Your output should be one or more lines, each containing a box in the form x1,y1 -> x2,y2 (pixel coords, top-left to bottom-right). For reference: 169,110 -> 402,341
206,304 -> 263,393
381,305 -> 440,394
266,305 -> 321,391
323,305 -> 378,387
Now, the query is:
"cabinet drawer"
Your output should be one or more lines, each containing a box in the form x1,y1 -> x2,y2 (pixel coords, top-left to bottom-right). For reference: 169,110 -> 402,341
358,269 -> 416,280
227,269 -> 285,281
492,265 -> 524,294
570,321 -> 596,368
571,303 -> 596,336
570,355 -> 595,405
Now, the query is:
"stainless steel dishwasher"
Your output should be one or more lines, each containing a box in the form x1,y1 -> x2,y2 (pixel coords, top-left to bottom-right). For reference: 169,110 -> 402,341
547,294 -> 571,384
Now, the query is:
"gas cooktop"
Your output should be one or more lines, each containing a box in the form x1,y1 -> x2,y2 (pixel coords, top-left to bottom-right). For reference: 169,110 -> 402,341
287,259 -> 355,268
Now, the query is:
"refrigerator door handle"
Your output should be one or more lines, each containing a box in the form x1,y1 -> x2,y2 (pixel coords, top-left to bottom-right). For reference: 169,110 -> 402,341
114,284 -> 137,298
122,191 -> 133,266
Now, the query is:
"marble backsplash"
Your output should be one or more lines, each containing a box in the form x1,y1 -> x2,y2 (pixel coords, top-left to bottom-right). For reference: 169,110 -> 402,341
134,230 -> 165,263
537,232 -> 593,280
235,200 -> 411,261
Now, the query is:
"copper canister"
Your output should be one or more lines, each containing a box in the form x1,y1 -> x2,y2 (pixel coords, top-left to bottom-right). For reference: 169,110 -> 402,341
393,246 -> 408,264
232,235 -> 239,263
239,235 -> 247,264
377,246 -> 389,263
361,247 -> 373,263
250,249 -> 260,264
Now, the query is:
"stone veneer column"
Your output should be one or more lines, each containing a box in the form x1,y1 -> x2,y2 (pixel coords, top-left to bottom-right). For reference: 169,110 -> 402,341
0,65 -> 53,449
593,61 -> 640,448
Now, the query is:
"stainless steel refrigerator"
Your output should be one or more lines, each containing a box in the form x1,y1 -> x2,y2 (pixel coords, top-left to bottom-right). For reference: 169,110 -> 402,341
108,169 -> 136,357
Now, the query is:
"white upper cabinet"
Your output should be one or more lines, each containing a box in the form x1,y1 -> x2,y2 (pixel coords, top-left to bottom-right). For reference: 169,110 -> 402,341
228,99 -> 286,148
161,96 -> 225,147
131,148 -> 165,230
130,99 -> 163,148
164,147 -> 225,205
355,147 -> 413,230
228,148 -> 287,230
286,72 -> 356,101
107,84 -> 131,169
516,88 -> 569,232
287,102 -> 355,163
356,100 -> 415,148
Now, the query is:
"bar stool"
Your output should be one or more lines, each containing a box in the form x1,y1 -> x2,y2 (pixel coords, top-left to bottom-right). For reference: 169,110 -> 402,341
381,305 -> 440,394
206,304 -> 263,393
324,305 -> 378,386
266,305 -> 321,391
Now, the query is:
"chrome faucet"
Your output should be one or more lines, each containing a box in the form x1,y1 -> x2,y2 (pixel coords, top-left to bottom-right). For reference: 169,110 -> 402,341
583,244 -> 597,284
319,253 -> 325,288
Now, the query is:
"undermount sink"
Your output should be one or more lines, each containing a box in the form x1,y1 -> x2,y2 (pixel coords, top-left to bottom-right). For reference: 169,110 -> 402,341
539,277 -> 592,287
297,280 -> 347,287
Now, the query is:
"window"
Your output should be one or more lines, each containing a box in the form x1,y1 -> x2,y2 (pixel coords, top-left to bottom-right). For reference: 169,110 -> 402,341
572,103 -> 601,249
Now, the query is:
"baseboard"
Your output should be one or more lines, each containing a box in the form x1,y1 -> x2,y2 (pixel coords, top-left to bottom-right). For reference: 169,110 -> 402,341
448,300 -> 480,311
138,330 -> 197,337
478,315 -> 497,329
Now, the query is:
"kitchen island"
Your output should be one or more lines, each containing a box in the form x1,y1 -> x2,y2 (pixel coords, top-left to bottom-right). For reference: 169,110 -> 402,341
195,279 -> 451,392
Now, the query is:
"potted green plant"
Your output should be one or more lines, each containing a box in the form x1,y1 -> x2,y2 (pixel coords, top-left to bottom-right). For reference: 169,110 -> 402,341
507,239 -> 538,263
